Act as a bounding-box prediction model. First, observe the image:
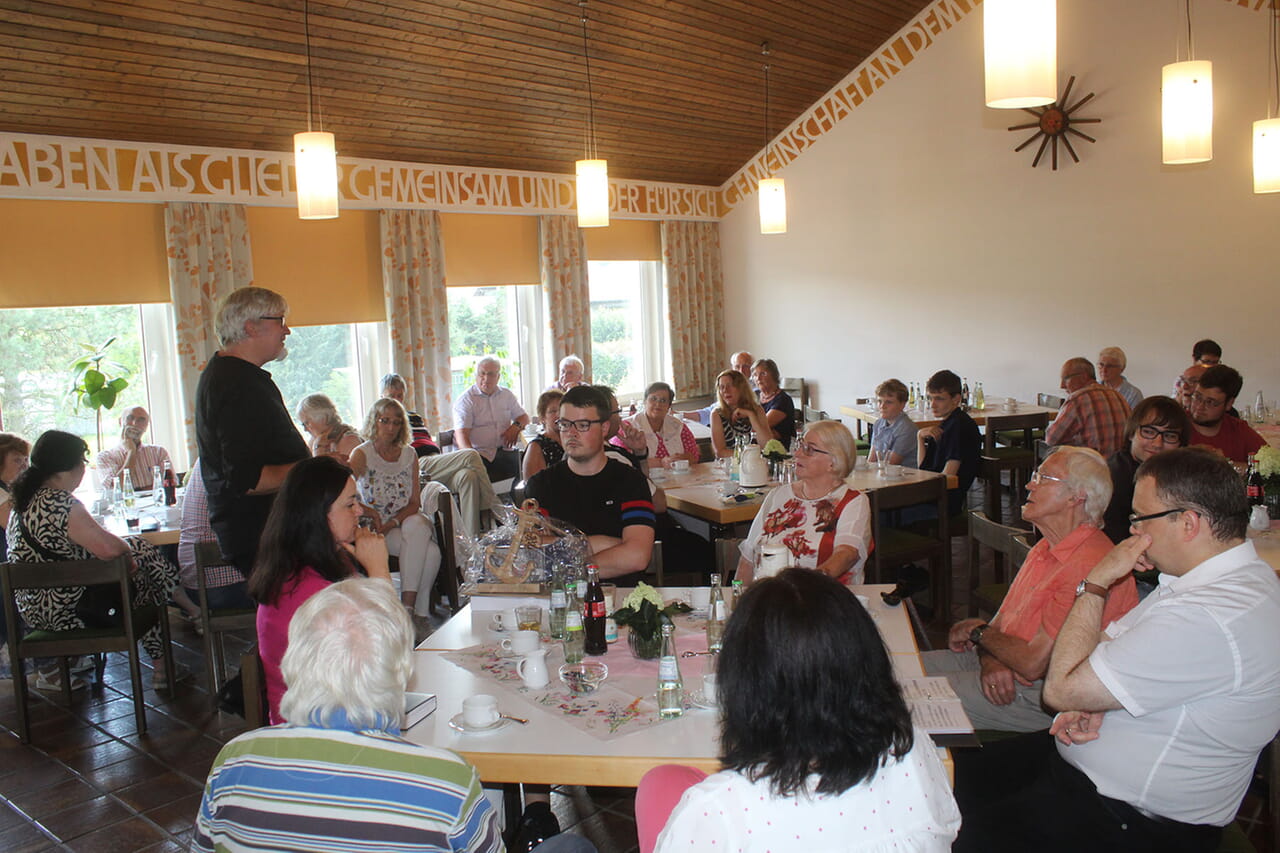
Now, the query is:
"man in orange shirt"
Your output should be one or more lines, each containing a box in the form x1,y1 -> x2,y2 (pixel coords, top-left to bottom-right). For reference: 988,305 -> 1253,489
923,447 -> 1139,731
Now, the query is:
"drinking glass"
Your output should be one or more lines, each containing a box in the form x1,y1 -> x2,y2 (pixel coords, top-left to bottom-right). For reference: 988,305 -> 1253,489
515,605 -> 542,633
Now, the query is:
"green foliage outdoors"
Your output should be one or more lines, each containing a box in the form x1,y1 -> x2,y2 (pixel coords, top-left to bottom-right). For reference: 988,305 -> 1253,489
269,324 -> 360,425
69,336 -> 131,452
591,302 -> 633,391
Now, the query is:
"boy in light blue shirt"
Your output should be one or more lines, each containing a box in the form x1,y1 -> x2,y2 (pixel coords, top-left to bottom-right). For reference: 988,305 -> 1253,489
867,378 -> 918,468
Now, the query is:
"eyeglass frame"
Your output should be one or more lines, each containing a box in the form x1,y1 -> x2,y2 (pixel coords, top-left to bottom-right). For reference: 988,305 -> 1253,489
794,440 -> 831,457
555,417 -> 607,433
1136,424 -> 1183,445
257,315 -> 286,323
1129,507 -> 1189,525
1028,469 -> 1067,485
376,417 -> 404,426
1189,391 -> 1226,410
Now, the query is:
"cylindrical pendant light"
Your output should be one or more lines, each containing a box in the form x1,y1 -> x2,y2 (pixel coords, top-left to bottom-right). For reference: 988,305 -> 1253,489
758,177 -> 787,234
576,159 -> 610,228
984,0 -> 1057,109
1162,60 -> 1213,164
294,131 -> 339,220
1255,119 -> 1280,193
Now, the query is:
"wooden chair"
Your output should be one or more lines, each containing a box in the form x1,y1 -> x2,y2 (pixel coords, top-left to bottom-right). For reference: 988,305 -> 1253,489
2,555 -> 174,742
966,511 -> 1028,617
238,645 -> 268,730
714,537 -> 744,581
1037,392 -> 1065,410
978,412 -> 1048,526
195,540 -> 256,696
803,405 -> 828,424
869,475 -> 951,621
428,488 -> 462,614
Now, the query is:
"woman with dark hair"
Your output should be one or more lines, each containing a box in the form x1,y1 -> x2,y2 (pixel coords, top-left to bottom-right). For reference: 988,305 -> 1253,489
250,455 -> 390,724
619,382 -> 698,468
522,389 -> 566,481
637,569 -> 959,852
1102,396 -> 1192,543
6,430 -> 180,692
751,358 -> 796,449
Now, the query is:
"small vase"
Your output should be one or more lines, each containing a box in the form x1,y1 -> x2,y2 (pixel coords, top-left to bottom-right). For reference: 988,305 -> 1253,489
627,628 -> 662,660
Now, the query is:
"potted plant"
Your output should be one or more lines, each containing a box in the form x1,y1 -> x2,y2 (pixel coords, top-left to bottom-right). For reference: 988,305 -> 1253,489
611,582 -> 691,659
69,337 -> 130,452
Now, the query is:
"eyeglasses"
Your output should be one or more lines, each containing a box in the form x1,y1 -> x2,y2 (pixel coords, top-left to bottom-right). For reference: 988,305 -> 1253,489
794,441 -> 831,457
556,417 -> 606,433
1129,507 -> 1188,525
377,417 -> 404,426
1137,424 -> 1182,444
1189,392 -> 1225,410
1097,362 -> 1123,371
258,315 -> 286,323
1029,469 -> 1066,485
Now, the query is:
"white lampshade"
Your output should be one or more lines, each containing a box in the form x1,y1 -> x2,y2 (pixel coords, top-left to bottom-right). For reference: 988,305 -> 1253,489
984,0 -> 1057,109
1162,61 -> 1213,165
1254,118 -> 1280,193
758,177 -> 787,234
576,159 -> 610,228
294,131 -> 339,220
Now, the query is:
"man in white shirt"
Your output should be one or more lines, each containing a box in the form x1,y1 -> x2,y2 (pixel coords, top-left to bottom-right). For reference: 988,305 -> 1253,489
453,355 -> 529,482
954,446 -> 1280,852
96,406 -> 172,490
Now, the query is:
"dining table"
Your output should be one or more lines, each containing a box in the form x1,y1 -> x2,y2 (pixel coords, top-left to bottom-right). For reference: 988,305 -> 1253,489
95,490 -> 182,546
839,399 -> 1059,440
403,584 -> 957,789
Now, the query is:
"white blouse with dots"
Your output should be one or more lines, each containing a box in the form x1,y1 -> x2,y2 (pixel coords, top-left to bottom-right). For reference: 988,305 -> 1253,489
655,728 -> 959,852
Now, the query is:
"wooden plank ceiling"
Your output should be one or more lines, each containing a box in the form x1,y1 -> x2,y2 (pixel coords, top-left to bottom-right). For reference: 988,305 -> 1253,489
0,0 -> 935,187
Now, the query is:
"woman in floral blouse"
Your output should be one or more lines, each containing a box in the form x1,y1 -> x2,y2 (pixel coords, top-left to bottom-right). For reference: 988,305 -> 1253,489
736,420 -> 870,584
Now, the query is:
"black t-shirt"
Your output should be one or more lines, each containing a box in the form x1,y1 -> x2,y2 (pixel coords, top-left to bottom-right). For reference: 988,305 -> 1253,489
1104,450 -> 1140,544
922,407 -> 981,515
761,391 -> 796,449
524,458 -> 656,538
196,353 -> 310,568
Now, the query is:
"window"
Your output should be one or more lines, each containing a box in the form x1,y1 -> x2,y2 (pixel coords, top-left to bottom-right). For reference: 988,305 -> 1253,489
588,261 -> 669,400
270,323 -> 376,432
447,285 -> 544,413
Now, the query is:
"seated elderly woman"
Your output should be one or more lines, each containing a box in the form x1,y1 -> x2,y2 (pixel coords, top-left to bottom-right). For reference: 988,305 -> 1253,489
709,369 -> 772,458
250,455 -> 391,724
196,577 -> 504,852
1102,396 -> 1192,544
349,398 -> 441,637
636,569 -> 960,852
750,358 -> 796,449
6,430 -> 181,692
546,354 -> 587,393
522,388 -> 565,481
736,420 -> 870,585
297,393 -> 361,464
619,382 -> 698,468
922,447 -> 1140,732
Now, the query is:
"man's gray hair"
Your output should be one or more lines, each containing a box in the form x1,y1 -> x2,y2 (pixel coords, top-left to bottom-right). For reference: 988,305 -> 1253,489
216,287 -> 288,347
380,373 -> 406,396
1048,446 -> 1112,525
279,577 -> 413,729
477,355 -> 501,371
1065,357 -> 1096,381
1098,346 -> 1127,370
558,354 -> 584,372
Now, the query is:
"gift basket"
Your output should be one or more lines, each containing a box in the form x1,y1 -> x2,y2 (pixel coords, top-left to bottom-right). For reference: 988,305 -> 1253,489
459,499 -> 590,594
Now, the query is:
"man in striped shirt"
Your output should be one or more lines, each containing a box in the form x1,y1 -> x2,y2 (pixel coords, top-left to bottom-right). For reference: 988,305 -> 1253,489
96,406 -> 171,490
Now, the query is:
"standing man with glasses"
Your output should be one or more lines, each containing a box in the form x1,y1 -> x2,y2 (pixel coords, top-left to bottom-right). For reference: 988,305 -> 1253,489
1045,357 -> 1131,457
954,446 -> 1280,852
1187,365 -> 1265,465
196,287 -> 310,576
923,447 -> 1138,732
524,385 -> 655,582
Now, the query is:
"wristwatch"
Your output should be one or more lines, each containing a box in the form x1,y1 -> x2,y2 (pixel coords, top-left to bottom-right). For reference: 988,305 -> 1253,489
968,623 -> 990,648
1075,579 -> 1109,600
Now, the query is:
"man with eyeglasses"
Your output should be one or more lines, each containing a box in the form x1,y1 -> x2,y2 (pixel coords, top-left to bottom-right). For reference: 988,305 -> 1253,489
196,287 -> 310,576
1173,362 -> 1208,411
1045,357 -> 1130,457
524,385 -> 655,581
453,355 -> 529,483
1096,347 -> 1143,410
1187,365 -> 1265,465
954,447 -> 1280,852
924,448 -> 1137,733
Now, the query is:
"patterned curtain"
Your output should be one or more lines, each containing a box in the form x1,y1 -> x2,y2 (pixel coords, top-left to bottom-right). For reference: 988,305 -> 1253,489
380,209 -> 452,429
165,202 -> 254,463
539,215 -> 592,377
662,220 -> 725,399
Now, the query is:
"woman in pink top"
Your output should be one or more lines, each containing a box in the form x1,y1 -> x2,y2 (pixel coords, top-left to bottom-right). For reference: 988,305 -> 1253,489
249,456 -> 390,724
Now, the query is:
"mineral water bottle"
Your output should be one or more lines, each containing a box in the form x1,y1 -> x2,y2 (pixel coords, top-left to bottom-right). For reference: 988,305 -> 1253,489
657,622 -> 683,719
705,574 -> 727,653
562,611 -> 585,664
121,470 -> 136,511
549,584 -> 568,640
975,382 -> 985,411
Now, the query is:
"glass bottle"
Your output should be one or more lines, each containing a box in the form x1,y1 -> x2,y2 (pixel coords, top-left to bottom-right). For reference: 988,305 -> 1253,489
1247,454 -> 1265,506
162,460 -> 177,506
961,377 -> 971,410
730,579 -> 744,613
657,622 -> 683,719
549,583 -> 568,640
705,573 -> 726,653
583,564 -> 607,655
562,611 -> 584,664
907,381 -> 917,409
151,464 -> 163,493
1256,390 -> 1267,424
975,381 -> 985,411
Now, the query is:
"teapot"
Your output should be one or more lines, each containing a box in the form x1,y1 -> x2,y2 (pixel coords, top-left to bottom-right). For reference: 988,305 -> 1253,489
739,444 -> 769,488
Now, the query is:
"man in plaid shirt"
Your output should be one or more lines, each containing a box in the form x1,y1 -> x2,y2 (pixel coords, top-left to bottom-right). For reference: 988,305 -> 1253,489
1046,358 -> 1132,457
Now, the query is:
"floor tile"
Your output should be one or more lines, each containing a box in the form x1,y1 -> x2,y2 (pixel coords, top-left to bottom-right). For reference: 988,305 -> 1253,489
140,791 -> 202,835
35,795 -> 134,843
113,772 -> 201,813
0,761 -> 78,799
58,738 -> 145,775
7,776 -> 102,821
62,816 -> 167,853
78,755 -> 170,793
0,820 -> 58,852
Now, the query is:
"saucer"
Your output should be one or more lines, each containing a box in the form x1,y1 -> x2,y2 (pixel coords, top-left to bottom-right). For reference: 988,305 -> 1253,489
688,690 -> 718,710
448,713 -> 513,734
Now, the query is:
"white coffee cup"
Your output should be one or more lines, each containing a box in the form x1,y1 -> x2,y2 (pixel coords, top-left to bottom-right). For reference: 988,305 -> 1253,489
491,608 -> 519,631
672,459 -> 690,473
687,587 -> 711,611
501,629 -> 541,655
462,694 -> 500,728
517,649 -> 550,689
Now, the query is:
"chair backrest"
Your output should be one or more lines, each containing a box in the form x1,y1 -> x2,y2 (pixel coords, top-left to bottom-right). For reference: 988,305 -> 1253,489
803,405 -> 828,424
982,411 -> 1051,453
869,475 -> 947,514
1,555 -> 135,655
966,510 -> 1026,558
1010,533 -> 1034,567
781,377 -> 806,409
1037,393 -> 1065,410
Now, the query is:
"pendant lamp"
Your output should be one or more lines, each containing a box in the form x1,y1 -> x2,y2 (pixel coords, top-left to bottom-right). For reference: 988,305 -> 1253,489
1254,2 -> 1280,193
294,0 -> 338,219
575,0 -> 608,228
759,43 -> 786,235
984,0 -> 1057,109
1162,0 -> 1212,165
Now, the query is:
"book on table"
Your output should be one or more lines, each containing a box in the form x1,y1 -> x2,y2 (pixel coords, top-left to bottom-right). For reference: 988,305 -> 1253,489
404,692 -> 438,730
899,676 -> 974,735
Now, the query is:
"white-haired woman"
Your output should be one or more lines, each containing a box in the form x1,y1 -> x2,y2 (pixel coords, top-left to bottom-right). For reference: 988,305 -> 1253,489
349,398 -> 441,632
736,420 -> 870,585
297,393 -> 361,465
622,382 -> 699,468
546,354 -> 586,392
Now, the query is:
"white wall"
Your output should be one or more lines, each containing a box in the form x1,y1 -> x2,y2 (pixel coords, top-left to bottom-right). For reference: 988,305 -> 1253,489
721,0 -> 1277,417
